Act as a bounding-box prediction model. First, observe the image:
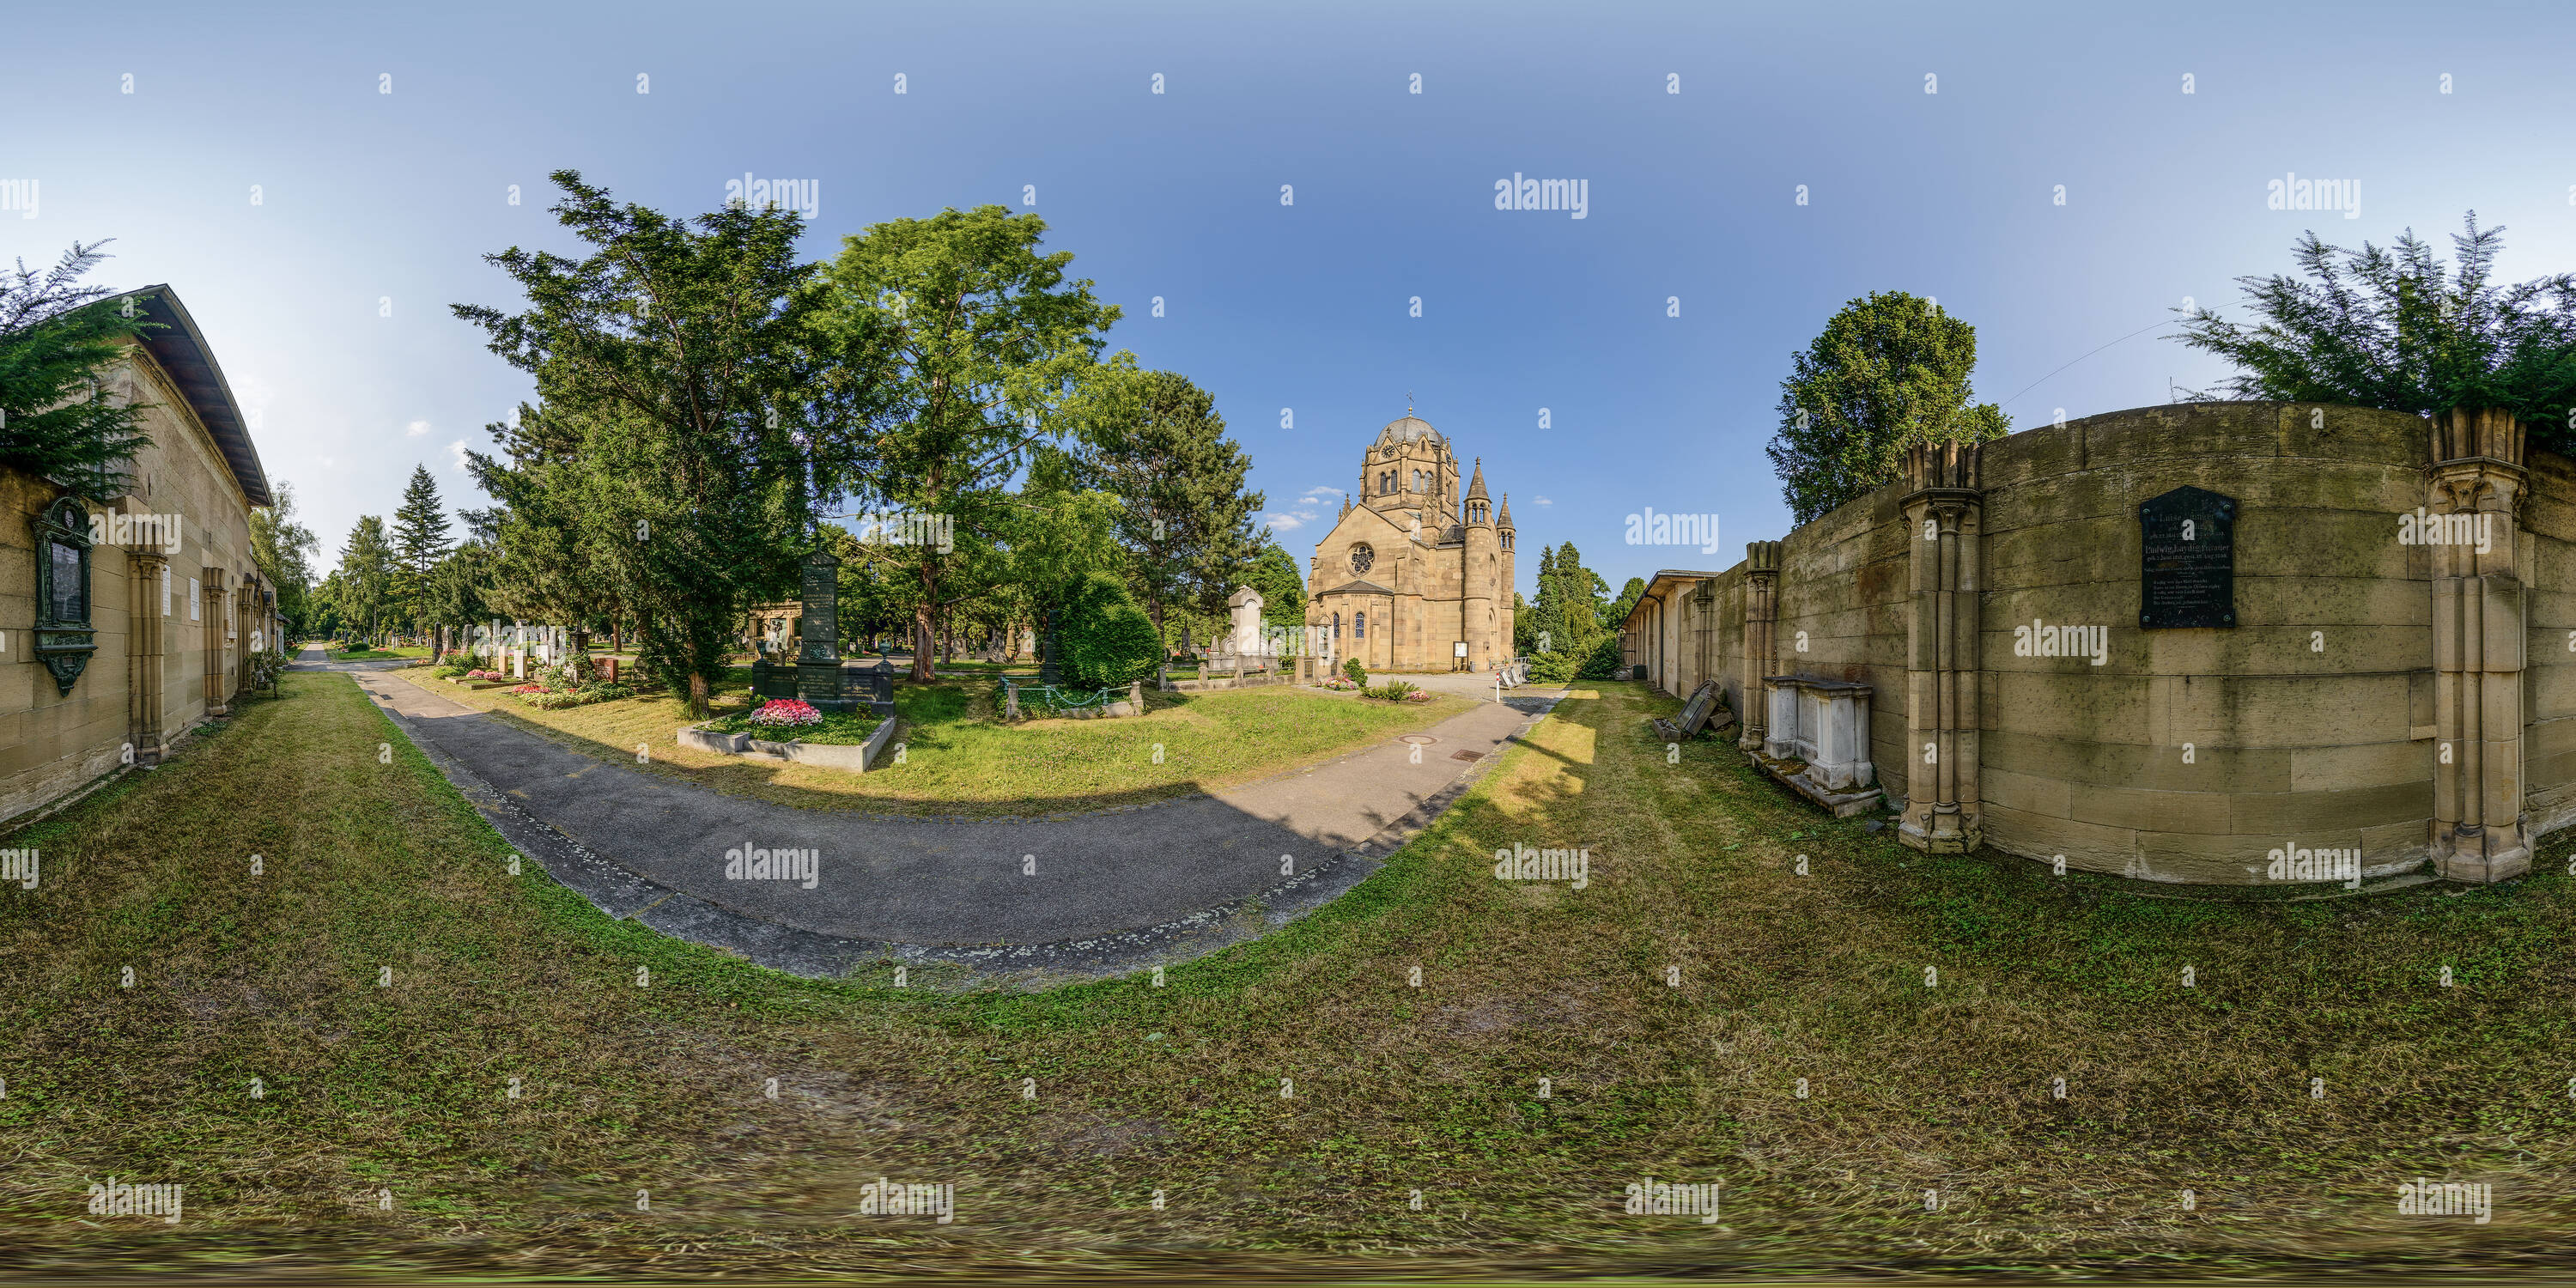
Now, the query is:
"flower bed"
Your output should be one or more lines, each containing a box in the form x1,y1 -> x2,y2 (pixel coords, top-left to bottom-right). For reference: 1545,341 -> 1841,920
706,699 -> 881,746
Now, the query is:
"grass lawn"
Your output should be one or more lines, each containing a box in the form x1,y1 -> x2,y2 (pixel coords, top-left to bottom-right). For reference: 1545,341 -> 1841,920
395,670 -> 1473,817
7,674 -> 2574,1276
325,646 -> 431,661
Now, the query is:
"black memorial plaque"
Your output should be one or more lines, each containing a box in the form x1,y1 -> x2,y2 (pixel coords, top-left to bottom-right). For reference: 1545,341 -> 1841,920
2137,485 -> 2237,629
799,549 -> 840,663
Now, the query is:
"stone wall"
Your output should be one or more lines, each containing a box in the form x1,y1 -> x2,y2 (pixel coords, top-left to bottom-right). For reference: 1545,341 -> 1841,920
1620,400 -> 2572,888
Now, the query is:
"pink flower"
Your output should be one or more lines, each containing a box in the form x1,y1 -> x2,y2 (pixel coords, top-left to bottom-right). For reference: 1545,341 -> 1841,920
749,698 -> 824,728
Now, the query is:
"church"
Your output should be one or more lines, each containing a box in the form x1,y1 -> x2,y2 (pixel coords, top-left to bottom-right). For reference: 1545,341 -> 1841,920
1306,414 -> 1516,673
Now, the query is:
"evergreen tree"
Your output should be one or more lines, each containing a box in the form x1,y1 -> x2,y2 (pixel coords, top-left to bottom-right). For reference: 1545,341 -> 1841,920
0,241 -> 157,497
1080,369 -> 1265,644
2173,212 -> 2576,451
1766,292 -> 2008,526
332,516 -> 397,646
389,464 -> 453,629
454,172 -> 878,716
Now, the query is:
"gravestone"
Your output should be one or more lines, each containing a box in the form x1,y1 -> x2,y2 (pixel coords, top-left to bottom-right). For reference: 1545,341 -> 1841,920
1651,680 -> 1726,743
1228,586 -> 1265,656
794,548 -> 852,709
2138,485 -> 2238,629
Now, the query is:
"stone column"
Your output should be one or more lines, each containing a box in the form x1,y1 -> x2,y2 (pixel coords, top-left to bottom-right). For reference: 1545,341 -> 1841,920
1738,540 -> 1783,752
2431,407 -> 2530,883
1899,441 -> 1984,853
129,550 -> 168,763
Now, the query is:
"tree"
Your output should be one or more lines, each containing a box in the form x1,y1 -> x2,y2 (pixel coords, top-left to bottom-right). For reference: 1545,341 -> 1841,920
1056,572 -> 1161,689
389,464 -> 453,633
249,482 -> 321,641
1243,540 -> 1308,631
331,516 -> 397,646
2173,212 -> 2576,451
819,204 -> 1122,681
1529,541 -> 1607,656
1606,575 -> 1647,630
1766,291 -> 2009,526
466,401 -> 624,657
453,171 -> 880,717
0,241 -> 156,498
1080,368 -> 1265,644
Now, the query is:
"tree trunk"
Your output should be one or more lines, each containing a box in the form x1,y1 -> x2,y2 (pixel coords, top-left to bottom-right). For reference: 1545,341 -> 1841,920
690,670 -> 709,720
912,605 -> 934,683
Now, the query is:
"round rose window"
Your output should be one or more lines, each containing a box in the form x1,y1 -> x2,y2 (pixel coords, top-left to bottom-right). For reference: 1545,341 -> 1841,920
1350,544 -> 1375,574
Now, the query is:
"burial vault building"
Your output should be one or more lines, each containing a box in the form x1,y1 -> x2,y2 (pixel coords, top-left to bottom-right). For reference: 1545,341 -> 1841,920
0,285 -> 281,827
1306,414 -> 1516,673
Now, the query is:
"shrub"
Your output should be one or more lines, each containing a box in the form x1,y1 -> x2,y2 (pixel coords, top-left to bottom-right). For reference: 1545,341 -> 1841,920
1364,680 -> 1421,702
1576,634 -> 1626,680
579,682 -> 635,702
1527,651 -> 1579,683
1057,573 -> 1163,690
1342,658 -> 1368,687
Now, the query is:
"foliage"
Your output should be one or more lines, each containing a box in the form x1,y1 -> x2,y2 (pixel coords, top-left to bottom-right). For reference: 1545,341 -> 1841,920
0,241 -> 156,497
453,171 -> 875,717
818,204 -> 1123,680
1605,576 -> 1647,632
1076,368 -> 1265,642
1766,291 -> 2009,526
327,515 -> 397,645
250,482 -> 322,640
1244,540 -> 1307,629
748,697 -> 825,728
1342,657 -> 1367,687
1364,680 -> 1425,702
1055,572 -> 1161,689
389,465 -> 453,626
1527,543 -> 1609,658
1526,650 -> 1579,683
2172,212 -> 2576,452
1575,633 -> 1627,680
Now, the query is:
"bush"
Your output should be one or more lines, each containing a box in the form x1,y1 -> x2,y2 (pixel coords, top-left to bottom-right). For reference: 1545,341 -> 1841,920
578,682 -> 635,702
1342,658 -> 1368,687
1576,634 -> 1626,680
1057,574 -> 1163,690
1364,680 -> 1422,702
1526,651 -> 1578,683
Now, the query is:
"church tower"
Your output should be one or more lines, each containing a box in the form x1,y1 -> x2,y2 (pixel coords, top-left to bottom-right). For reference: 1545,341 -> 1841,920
1462,458 -> 1497,669
1496,491 -> 1517,658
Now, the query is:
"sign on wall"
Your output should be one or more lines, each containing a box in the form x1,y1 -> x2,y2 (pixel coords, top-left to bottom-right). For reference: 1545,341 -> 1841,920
2138,485 -> 2237,629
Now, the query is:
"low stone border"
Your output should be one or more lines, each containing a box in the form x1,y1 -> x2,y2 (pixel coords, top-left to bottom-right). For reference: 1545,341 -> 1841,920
677,716 -> 900,772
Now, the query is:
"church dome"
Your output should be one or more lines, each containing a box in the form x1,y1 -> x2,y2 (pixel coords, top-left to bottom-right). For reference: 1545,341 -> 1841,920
1376,416 -> 1439,447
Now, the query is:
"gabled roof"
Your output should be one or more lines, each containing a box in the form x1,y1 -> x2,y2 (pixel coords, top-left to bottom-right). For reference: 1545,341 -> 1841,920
1315,579 -> 1399,598
106,285 -> 271,507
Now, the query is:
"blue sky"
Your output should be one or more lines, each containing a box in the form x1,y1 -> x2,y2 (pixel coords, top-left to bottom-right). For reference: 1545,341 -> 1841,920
10,0 -> 2576,598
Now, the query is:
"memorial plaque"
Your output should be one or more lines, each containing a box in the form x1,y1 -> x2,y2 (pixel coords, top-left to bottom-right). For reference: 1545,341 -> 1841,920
799,549 -> 840,663
2137,485 -> 2237,629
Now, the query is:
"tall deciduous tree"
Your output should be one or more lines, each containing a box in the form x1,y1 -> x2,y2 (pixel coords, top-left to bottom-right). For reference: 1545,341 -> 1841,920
1243,540 -> 1307,631
1080,368 -> 1264,644
1766,291 -> 2008,526
2173,212 -> 2576,450
454,171 -> 880,716
0,241 -> 156,497
332,515 -> 397,646
249,481 -> 320,641
819,205 -> 1122,681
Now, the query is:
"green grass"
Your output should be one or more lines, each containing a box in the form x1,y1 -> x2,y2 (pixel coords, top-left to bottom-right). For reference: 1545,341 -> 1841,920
397,669 -> 1470,817
6,674 -> 2575,1277
324,646 -> 429,661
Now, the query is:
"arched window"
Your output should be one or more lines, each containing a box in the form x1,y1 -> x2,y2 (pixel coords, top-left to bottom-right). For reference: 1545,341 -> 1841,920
1355,612 -> 1366,639
1333,612 -> 1342,638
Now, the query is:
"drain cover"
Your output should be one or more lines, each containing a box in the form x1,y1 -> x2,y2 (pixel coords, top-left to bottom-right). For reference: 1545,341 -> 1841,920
1450,749 -> 1483,762
1399,734 -> 1438,745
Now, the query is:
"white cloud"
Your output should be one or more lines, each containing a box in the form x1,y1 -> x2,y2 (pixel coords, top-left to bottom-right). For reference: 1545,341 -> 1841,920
1532,495 -> 1554,506
406,419 -> 432,436
1264,512 -> 1309,532
1301,485 -> 1344,500
447,440 -> 470,471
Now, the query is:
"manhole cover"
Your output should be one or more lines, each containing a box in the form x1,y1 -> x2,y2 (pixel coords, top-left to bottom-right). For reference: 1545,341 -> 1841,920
1451,750 -> 1483,762
1400,734 -> 1438,745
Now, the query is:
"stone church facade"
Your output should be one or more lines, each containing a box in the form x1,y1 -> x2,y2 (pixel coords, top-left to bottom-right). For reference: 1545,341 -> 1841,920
1305,415 -> 1515,673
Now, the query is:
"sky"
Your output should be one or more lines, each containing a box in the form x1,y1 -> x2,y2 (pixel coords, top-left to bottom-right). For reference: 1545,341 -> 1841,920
10,0 -> 2576,599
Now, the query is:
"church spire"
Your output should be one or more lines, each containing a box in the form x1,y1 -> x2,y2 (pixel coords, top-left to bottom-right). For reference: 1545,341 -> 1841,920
1466,457 -> 1489,501
1497,492 -> 1514,529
